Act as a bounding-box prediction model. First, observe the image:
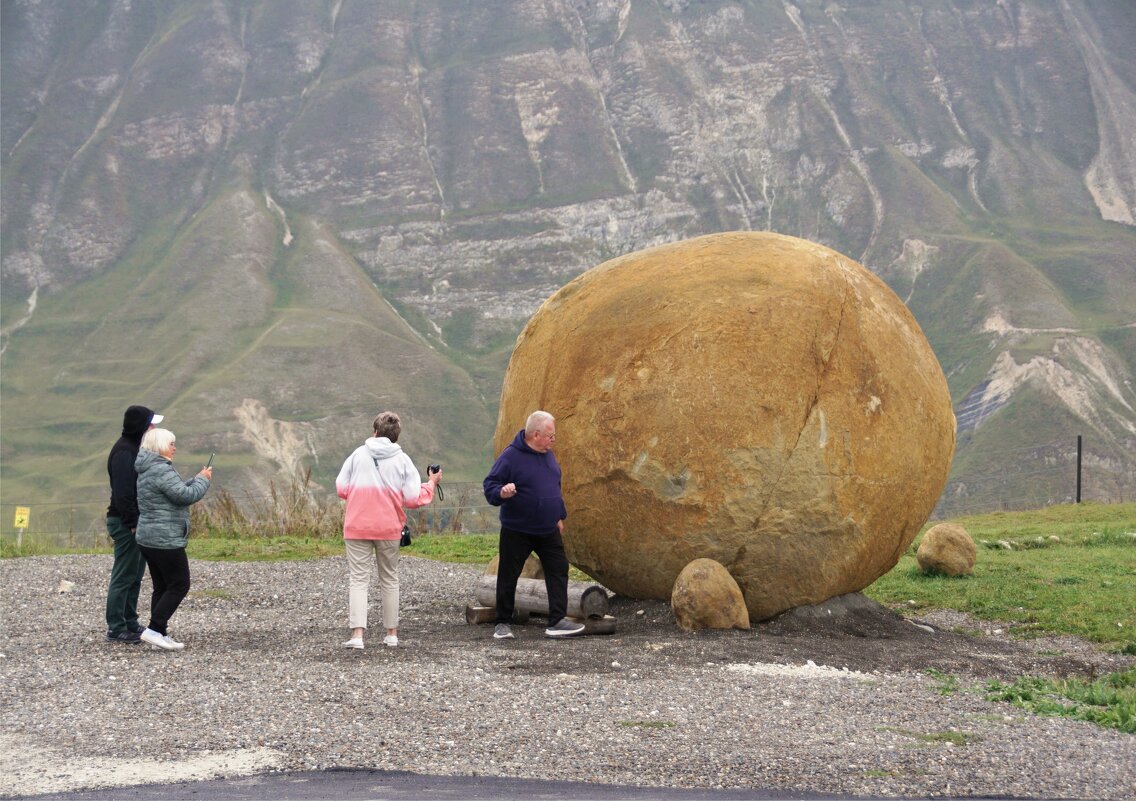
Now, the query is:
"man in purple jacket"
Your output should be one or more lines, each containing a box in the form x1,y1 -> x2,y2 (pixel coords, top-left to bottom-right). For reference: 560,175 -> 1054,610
483,410 -> 585,640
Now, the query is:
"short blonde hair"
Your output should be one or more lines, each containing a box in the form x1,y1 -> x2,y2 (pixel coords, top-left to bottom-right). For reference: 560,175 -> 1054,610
141,428 -> 176,454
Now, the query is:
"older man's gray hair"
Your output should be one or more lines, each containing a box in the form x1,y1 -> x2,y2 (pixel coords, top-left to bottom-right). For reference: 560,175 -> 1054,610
525,410 -> 555,436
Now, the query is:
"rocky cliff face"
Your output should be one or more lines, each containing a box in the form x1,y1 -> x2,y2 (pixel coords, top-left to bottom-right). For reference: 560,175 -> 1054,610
2,0 -> 1134,512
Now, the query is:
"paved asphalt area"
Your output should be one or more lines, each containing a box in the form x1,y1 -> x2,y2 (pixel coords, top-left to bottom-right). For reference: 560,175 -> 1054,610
18,769 -> 1026,801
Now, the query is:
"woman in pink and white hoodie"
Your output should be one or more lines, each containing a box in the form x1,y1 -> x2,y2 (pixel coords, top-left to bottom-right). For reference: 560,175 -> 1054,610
336,411 -> 441,650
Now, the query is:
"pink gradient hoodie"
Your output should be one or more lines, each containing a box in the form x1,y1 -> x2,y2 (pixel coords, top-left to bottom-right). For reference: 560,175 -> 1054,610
336,437 -> 435,540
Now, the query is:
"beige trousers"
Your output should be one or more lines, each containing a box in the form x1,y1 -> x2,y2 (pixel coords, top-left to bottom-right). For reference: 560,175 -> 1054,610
344,538 -> 400,631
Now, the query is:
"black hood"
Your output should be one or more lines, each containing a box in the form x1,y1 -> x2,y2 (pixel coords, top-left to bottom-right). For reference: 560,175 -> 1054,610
121,405 -> 155,439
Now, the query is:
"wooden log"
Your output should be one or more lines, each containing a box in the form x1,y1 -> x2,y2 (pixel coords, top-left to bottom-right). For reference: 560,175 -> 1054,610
575,614 -> 617,635
463,604 -> 529,625
465,604 -> 496,625
476,575 -> 609,619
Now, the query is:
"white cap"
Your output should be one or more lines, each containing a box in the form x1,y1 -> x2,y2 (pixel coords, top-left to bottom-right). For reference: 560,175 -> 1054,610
151,413 -> 164,425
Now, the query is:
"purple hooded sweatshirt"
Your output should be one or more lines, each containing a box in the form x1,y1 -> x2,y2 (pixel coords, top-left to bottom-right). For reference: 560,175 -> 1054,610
482,429 -> 567,536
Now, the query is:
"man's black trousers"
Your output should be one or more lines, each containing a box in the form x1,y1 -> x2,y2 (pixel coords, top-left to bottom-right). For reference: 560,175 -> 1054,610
495,526 -> 569,627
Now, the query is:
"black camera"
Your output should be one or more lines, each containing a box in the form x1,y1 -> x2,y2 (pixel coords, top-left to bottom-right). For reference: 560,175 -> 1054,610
427,464 -> 443,499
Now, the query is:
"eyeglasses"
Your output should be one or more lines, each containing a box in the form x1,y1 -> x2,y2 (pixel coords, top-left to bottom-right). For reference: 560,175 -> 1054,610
539,431 -> 556,440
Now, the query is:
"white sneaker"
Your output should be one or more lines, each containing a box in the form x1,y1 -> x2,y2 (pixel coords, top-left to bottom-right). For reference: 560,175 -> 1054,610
383,635 -> 398,648
343,637 -> 364,650
141,628 -> 178,651
162,634 -> 185,650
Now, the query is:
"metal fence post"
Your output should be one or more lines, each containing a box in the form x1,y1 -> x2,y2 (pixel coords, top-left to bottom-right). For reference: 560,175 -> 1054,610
1076,434 -> 1082,504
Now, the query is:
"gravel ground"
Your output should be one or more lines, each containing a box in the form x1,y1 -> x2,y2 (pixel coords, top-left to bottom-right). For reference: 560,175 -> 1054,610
1,554 -> 1133,799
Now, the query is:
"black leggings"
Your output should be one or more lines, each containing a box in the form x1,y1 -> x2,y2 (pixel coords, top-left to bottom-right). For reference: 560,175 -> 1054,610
138,545 -> 190,636
495,527 -> 570,626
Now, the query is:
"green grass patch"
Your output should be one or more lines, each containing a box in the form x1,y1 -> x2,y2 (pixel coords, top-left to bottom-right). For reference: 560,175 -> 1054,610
985,667 -> 1136,734
924,668 -> 961,696
404,533 -> 498,564
865,503 -> 1136,651
188,536 -> 343,562
0,538 -> 106,559
406,533 -> 594,581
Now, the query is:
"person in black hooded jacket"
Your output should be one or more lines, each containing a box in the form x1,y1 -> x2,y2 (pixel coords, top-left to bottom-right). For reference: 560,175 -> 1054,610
104,404 -> 162,643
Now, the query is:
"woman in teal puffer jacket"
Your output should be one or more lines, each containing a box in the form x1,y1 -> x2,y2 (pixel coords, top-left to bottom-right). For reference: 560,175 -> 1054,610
135,427 -> 212,651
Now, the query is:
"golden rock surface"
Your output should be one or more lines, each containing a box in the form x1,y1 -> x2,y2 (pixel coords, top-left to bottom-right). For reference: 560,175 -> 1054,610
494,232 -> 955,620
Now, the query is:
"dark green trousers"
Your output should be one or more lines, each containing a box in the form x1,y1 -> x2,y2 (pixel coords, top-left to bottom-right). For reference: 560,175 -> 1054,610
105,516 -> 146,633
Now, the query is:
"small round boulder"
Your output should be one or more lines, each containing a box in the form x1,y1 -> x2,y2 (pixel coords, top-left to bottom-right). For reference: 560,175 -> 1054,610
494,232 -> 955,620
671,558 -> 750,631
917,523 -> 976,577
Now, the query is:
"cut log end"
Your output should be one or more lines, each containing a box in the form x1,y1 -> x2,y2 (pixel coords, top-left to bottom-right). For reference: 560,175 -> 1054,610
465,604 -> 496,625
464,604 -> 529,625
574,614 -> 617,635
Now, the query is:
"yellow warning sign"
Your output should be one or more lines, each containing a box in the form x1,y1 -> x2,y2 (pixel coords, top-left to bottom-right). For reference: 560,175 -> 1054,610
14,506 -> 30,529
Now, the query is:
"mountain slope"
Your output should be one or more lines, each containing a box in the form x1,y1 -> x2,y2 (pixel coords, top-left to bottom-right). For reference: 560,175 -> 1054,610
2,0 -> 1133,515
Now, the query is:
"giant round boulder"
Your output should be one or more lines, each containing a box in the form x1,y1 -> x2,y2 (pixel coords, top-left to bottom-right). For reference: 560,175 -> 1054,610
494,232 -> 955,621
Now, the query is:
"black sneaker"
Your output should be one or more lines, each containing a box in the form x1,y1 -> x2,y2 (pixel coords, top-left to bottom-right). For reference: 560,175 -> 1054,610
106,629 -> 142,644
127,623 -> 145,634
545,619 -> 586,638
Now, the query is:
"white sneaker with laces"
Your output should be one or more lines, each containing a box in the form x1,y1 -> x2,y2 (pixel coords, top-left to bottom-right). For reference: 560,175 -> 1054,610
162,634 -> 186,650
383,635 -> 398,648
141,628 -> 177,650
343,637 -> 364,650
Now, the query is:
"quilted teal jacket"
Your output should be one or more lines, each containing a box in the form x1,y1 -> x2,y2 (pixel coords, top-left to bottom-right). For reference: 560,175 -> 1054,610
134,449 -> 210,549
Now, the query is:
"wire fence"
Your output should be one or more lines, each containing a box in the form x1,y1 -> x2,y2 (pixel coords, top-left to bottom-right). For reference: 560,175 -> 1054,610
0,481 -> 501,551
932,436 -> 1133,519
0,500 -> 111,550
2,436 -> 1131,548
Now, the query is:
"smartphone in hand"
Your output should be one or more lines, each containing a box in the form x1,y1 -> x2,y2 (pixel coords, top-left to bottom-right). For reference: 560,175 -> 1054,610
206,452 -> 215,468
